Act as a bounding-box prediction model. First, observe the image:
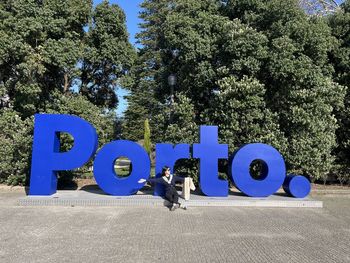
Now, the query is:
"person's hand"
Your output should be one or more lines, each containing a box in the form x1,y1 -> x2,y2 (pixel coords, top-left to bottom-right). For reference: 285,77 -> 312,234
138,179 -> 146,184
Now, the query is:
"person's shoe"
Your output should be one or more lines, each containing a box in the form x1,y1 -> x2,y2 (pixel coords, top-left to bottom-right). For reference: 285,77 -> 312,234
170,204 -> 177,211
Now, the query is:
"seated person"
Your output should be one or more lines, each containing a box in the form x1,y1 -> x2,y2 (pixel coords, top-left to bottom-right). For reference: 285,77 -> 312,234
138,166 -> 186,211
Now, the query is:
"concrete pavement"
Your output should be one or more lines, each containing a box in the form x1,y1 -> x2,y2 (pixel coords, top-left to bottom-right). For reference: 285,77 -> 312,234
0,190 -> 349,263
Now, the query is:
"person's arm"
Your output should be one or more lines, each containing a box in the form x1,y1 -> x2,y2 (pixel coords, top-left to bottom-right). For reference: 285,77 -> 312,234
138,177 -> 164,184
173,175 -> 185,183
147,177 -> 165,184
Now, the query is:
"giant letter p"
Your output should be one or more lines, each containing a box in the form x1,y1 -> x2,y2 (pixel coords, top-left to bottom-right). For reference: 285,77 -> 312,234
29,114 -> 98,195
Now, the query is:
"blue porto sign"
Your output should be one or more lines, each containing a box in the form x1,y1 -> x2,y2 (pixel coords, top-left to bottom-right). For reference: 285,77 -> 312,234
29,114 -> 311,198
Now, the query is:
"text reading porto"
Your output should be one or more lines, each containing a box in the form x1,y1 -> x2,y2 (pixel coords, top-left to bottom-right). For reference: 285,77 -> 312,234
29,114 -> 311,198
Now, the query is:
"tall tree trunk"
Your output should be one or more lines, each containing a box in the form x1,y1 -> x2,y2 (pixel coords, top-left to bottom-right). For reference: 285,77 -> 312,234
64,73 -> 69,94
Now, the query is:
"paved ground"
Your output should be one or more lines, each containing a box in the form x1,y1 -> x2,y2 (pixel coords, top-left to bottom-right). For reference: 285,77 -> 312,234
0,190 -> 349,263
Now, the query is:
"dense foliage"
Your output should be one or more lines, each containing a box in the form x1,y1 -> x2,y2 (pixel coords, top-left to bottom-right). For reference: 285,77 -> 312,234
0,109 -> 32,185
144,118 -> 152,156
0,0 -> 134,185
123,0 -> 350,185
0,0 -> 349,186
329,0 -> 350,184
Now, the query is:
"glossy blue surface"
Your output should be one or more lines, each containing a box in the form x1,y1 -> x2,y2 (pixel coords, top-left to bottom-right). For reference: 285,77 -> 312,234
28,114 -> 310,198
94,140 -> 151,196
154,144 -> 190,196
193,126 -> 228,197
29,114 -> 98,195
230,144 -> 286,197
283,175 -> 311,198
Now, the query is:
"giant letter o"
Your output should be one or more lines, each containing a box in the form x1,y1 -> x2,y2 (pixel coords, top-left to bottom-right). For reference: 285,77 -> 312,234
230,143 -> 286,197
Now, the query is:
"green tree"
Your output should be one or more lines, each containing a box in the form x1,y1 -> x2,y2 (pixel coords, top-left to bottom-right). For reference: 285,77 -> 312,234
144,118 -> 152,156
153,93 -> 200,182
132,0 -> 347,183
0,0 -> 134,185
0,109 -> 33,185
46,92 -> 116,147
222,0 -> 346,182
204,76 -> 287,154
0,0 -> 135,117
80,0 -> 136,109
126,0 -> 232,142
329,0 -> 350,184
122,88 -> 155,141
159,0 -> 229,116
0,0 -> 92,118
154,93 -> 198,144
122,0 -> 171,141
329,0 -> 350,88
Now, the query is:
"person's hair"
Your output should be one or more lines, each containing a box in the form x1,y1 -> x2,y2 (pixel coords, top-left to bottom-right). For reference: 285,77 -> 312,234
161,166 -> 170,176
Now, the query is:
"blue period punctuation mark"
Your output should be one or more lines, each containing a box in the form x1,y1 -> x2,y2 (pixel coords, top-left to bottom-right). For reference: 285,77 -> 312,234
283,175 -> 311,198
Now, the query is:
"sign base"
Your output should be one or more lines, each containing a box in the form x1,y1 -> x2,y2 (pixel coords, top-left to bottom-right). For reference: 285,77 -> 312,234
18,189 -> 323,208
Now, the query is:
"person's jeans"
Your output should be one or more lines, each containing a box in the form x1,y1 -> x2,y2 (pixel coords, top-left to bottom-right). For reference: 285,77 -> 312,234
165,187 -> 179,205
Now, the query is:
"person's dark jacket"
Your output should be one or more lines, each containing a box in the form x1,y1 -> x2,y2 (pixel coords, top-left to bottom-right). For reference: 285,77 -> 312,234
146,175 -> 184,192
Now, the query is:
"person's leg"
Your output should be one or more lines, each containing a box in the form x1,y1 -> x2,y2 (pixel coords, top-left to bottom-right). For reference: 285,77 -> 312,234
170,188 -> 183,209
165,189 -> 175,208
172,189 -> 180,205
171,188 -> 187,209
167,188 -> 181,211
